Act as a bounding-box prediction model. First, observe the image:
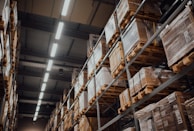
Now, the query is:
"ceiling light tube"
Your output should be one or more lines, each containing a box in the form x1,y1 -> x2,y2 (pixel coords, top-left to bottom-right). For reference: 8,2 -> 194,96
43,73 -> 49,82
50,43 -> 58,57
55,22 -> 64,40
39,92 -> 44,100
37,100 -> 42,106
34,111 -> 39,117
33,116 -> 37,121
46,60 -> 53,71
35,106 -> 40,112
61,0 -> 71,16
41,83 -> 47,92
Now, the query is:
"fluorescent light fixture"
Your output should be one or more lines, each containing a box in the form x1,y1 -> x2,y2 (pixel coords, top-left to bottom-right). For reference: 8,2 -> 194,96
46,60 -> 53,71
41,83 -> 46,92
43,73 -> 49,82
39,92 -> 44,100
34,111 -> 39,117
33,116 -> 37,121
35,106 -> 40,112
37,100 -> 42,106
55,22 -> 64,40
50,43 -> 58,57
61,0 -> 71,16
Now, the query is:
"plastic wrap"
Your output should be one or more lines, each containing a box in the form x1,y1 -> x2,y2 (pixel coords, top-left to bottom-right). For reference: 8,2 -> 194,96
87,54 -> 95,79
78,70 -> 87,88
79,91 -> 88,112
104,14 -> 118,45
74,81 -> 80,98
160,6 -> 194,66
87,77 -> 95,103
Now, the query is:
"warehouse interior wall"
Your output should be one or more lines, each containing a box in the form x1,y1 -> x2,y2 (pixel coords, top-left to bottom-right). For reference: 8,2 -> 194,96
16,117 -> 47,131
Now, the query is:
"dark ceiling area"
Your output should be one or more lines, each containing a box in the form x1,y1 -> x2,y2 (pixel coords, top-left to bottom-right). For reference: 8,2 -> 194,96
16,0 -> 118,127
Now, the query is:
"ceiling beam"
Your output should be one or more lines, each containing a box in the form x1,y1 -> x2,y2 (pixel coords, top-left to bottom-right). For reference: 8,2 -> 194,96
18,70 -> 71,82
19,59 -> 74,72
18,113 -> 50,118
19,99 -> 56,105
20,49 -> 84,67
18,11 -> 102,40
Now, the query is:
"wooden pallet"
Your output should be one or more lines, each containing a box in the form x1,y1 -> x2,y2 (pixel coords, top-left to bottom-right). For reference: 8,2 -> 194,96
171,51 -> 194,73
88,96 -> 96,106
127,43 -> 165,66
112,61 -> 125,78
88,70 -> 94,81
95,58 -> 109,69
79,108 -> 87,117
108,32 -> 120,48
132,86 -> 154,104
119,10 -> 160,30
118,101 -> 131,114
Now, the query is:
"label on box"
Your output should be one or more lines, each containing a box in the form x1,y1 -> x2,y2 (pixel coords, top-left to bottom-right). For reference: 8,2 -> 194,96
175,110 -> 183,124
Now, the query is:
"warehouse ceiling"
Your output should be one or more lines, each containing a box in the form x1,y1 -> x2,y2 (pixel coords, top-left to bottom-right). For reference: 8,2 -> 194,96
16,0 -> 117,123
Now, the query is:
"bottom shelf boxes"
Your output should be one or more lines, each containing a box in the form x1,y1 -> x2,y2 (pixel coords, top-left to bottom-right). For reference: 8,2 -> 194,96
135,91 -> 192,131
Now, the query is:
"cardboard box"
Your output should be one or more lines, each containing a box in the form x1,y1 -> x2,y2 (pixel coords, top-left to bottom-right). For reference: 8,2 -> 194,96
133,72 -> 141,93
0,0 -> 10,33
160,6 -> 194,67
119,88 -> 131,108
87,34 -> 99,57
87,54 -> 95,79
109,41 -> 125,77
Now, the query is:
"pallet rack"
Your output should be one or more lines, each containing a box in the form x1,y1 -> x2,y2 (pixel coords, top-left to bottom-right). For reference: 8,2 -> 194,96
45,0 -> 194,130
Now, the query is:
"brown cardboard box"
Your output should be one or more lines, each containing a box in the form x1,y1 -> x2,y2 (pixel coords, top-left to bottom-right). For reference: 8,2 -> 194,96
160,6 -> 194,67
79,91 -> 88,112
133,72 -> 141,94
109,41 -> 125,77
119,88 -> 131,108
87,77 -> 95,103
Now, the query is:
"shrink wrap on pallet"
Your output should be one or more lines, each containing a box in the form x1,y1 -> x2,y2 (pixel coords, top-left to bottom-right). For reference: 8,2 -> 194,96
104,13 -> 119,46
122,18 -> 154,57
95,67 -> 126,94
78,70 -> 87,89
93,38 -> 107,66
87,54 -> 95,79
185,97 -> 194,130
79,91 -> 88,112
87,77 -> 95,103
160,6 -> 194,67
87,34 -> 99,57
71,68 -> 80,85
74,81 -> 80,99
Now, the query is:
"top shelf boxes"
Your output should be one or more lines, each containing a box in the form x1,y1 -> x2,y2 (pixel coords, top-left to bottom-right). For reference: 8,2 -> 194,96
116,0 -> 161,30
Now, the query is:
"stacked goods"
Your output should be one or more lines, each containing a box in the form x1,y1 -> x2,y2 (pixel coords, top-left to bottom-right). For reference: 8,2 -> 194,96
109,41 -> 125,78
93,37 -> 107,68
74,70 -> 87,98
160,6 -> 194,72
153,92 -> 191,130
87,77 -> 96,105
87,54 -> 95,80
67,98 -> 73,110
79,115 -> 118,131
95,67 -> 126,100
135,104 -> 156,131
60,105 -> 67,120
88,37 -> 107,80
116,0 -> 161,30
79,91 -> 88,115
135,92 -> 191,131
122,127 -> 135,131
74,100 -> 79,121
118,88 -> 131,114
71,68 -> 80,85
185,97 -> 194,130
64,110 -> 73,130
104,13 -> 119,48
0,0 -> 10,34
87,34 -> 99,57
130,67 -> 174,103
122,18 -> 164,64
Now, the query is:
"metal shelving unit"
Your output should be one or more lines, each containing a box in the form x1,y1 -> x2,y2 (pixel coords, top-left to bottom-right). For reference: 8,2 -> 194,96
51,0 -> 194,130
